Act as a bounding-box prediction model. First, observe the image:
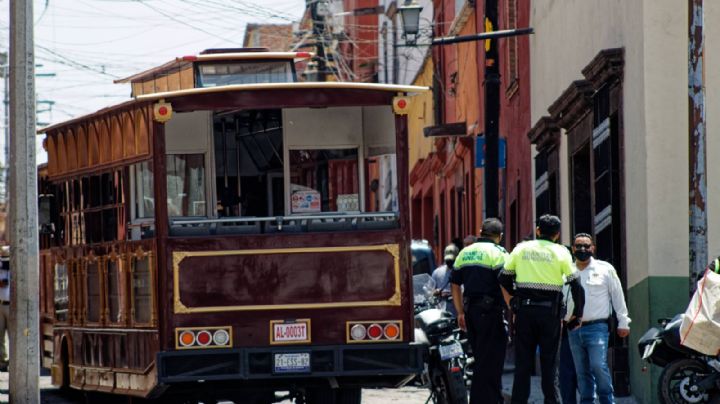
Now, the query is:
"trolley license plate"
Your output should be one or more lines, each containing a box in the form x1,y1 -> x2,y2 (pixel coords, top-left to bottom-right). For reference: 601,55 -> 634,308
274,352 -> 311,374
439,340 -> 463,360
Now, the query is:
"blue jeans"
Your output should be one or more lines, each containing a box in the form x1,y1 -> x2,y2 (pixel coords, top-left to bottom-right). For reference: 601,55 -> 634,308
568,323 -> 615,404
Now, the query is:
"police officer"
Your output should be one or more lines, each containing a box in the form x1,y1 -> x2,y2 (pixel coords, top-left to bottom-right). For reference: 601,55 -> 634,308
451,218 -> 509,404
499,214 -> 585,404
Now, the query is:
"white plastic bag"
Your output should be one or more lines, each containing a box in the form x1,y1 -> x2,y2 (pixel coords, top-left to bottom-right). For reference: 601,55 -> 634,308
680,269 -> 720,355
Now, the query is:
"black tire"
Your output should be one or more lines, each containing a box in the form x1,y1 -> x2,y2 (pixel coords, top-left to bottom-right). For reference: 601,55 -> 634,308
305,388 -> 336,404
432,364 -> 468,404
335,388 -> 361,404
659,358 -> 713,404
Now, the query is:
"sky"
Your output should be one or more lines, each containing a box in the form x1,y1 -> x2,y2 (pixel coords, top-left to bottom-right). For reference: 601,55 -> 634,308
0,0 -> 308,164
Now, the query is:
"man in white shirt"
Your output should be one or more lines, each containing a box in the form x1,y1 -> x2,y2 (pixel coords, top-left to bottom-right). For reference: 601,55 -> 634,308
567,233 -> 630,404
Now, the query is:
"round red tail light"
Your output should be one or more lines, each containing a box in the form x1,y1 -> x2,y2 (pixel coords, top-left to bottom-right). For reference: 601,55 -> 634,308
367,324 -> 383,340
196,330 -> 212,346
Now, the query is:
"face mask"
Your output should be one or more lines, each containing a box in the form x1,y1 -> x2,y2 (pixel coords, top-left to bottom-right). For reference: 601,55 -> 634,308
574,250 -> 592,261
445,260 -> 454,267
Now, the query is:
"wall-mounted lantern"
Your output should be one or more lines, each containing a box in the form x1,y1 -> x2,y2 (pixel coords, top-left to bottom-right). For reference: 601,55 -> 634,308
398,1 -> 423,45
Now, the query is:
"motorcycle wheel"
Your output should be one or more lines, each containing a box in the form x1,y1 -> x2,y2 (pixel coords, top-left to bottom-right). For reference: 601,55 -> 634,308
432,365 -> 468,404
659,358 -> 714,404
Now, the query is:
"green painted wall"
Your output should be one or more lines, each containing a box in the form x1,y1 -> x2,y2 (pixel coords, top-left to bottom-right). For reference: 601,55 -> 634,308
627,276 -> 689,403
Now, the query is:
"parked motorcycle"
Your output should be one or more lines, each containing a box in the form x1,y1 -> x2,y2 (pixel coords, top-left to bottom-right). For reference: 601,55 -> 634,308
638,314 -> 720,403
413,274 -> 468,404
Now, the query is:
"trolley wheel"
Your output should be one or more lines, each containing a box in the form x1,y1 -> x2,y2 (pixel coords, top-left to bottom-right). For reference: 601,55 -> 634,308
305,388 -> 336,404
335,387 -> 361,404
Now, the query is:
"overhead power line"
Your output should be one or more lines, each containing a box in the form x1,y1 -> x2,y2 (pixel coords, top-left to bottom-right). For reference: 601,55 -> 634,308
134,0 -> 244,45
36,45 -> 120,78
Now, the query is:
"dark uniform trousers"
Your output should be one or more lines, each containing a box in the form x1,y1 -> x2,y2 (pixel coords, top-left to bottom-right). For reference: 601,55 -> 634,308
512,305 -> 561,404
466,302 -> 506,404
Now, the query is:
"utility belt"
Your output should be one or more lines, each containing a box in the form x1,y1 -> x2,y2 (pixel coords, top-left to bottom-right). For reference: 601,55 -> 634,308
511,296 -> 563,318
464,295 -> 502,312
518,298 -> 554,308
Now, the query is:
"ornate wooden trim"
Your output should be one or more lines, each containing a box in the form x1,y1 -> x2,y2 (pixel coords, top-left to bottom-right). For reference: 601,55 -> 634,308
582,48 -> 624,90
528,116 -> 561,152
548,80 -> 594,131
45,105 -> 153,180
172,244 -> 402,314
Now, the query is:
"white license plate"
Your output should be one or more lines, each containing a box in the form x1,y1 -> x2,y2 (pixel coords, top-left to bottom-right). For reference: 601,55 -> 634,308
274,352 -> 311,373
272,320 -> 310,344
439,340 -> 463,360
642,341 -> 657,360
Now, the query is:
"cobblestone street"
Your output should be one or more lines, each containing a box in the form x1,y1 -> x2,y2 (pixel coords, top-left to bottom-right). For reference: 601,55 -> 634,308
0,372 -> 638,404
0,371 -> 432,404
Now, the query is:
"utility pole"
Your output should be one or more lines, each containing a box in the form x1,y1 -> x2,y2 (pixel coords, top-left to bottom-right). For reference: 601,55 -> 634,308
382,22 -> 390,83
392,12 -> 399,84
429,11 -> 531,220
689,0 -> 706,290
483,0 -> 500,219
311,0 -> 328,82
9,1 -> 40,403
0,52 -> 8,207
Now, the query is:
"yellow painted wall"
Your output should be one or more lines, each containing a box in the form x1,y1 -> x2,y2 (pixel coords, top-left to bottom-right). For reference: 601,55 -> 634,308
407,56 -> 435,175
454,10 -> 480,133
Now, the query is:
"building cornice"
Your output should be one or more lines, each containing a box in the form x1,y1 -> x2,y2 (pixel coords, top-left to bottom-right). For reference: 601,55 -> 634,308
547,80 -> 594,131
582,48 -> 624,90
528,116 -> 560,152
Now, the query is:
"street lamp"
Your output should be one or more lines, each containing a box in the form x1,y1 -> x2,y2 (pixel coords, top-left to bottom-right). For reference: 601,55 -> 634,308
398,1 -> 423,45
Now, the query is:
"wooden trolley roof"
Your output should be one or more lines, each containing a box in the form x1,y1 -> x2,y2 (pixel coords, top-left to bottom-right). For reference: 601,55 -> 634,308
40,82 -> 428,134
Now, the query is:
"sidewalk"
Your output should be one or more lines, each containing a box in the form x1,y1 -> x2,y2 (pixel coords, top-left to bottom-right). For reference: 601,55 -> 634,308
0,370 -> 79,404
501,372 -> 638,404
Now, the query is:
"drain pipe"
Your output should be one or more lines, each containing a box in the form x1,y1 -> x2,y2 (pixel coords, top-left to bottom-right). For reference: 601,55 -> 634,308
689,0 -> 707,292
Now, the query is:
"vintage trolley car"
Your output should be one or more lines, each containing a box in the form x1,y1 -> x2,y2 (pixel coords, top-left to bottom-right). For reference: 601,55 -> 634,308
38,49 -> 426,403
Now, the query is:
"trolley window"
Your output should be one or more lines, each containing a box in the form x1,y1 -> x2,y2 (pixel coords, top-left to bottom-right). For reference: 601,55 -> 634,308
166,154 -> 207,217
54,263 -> 69,322
197,61 -> 293,87
106,258 -> 121,324
131,254 -> 152,325
86,259 -> 101,323
132,161 -> 155,219
289,148 -> 359,213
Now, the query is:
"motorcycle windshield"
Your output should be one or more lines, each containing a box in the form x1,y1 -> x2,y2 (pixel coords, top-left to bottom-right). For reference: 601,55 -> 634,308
413,273 -> 435,305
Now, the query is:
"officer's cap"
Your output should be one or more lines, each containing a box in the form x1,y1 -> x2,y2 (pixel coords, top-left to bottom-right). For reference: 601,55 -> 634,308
443,244 -> 459,261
